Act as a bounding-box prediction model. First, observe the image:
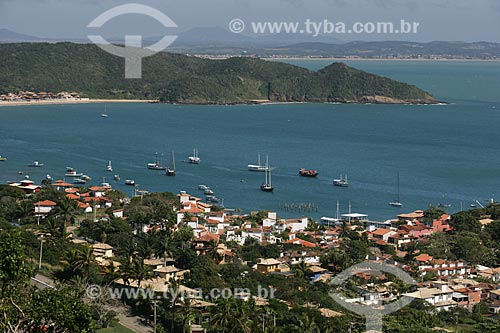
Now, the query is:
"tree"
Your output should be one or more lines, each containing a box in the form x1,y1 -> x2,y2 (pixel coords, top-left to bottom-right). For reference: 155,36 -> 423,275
60,245 -> 95,281
129,256 -> 154,287
26,285 -> 97,332
290,313 -> 320,333
0,230 -> 31,296
55,196 -> 78,237
450,211 -> 481,233
0,229 -> 99,332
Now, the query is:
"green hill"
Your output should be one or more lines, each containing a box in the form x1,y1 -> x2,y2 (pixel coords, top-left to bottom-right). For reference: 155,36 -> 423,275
0,42 -> 438,104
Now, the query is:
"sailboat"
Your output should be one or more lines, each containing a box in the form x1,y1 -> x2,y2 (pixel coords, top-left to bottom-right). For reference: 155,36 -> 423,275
147,152 -> 167,170
260,156 -> 274,192
106,161 -> 113,172
333,174 -> 349,187
248,153 -> 269,172
166,151 -> 176,176
101,104 -> 108,117
188,148 -> 200,164
388,173 -> 403,207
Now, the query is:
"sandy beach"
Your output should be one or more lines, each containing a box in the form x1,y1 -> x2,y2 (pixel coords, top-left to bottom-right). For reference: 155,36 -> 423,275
0,98 -> 159,107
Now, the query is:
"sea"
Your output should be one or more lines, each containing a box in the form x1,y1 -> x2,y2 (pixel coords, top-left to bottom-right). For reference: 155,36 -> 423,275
0,60 -> 499,221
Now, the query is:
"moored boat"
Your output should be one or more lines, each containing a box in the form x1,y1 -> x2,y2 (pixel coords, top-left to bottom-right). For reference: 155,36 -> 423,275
73,178 -> 86,184
64,167 -> 83,177
166,151 -> 176,176
124,179 -> 135,186
188,148 -> 200,164
0,155 -> 6,161
248,153 -> 269,172
299,168 -> 319,177
333,174 -> 349,187
388,173 -> 403,207
206,195 -> 220,203
260,157 -> 274,192
147,152 -> 167,170
106,161 -> 113,172
28,161 -> 44,167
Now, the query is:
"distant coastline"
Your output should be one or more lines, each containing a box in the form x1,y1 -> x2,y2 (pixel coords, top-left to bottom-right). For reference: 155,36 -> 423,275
260,57 -> 500,62
0,98 -> 159,107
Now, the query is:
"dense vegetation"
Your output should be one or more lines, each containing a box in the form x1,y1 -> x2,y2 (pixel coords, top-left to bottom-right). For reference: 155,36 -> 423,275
0,42 -> 437,104
3,183 -> 500,332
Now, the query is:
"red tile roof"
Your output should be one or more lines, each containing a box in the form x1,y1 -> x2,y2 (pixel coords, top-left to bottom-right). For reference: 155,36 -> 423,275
286,238 -> 316,248
415,253 -> 433,262
34,200 -> 57,206
372,228 -> 393,236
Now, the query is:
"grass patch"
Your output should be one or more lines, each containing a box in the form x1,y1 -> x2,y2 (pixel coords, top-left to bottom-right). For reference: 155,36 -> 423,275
98,323 -> 136,333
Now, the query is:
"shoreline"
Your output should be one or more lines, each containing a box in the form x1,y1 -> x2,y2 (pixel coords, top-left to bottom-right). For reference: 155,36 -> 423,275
262,57 -> 500,62
0,98 -> 446,107
0,98 -> 159,107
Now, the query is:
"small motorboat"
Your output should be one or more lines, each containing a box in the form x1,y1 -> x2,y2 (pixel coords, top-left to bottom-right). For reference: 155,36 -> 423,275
65,167 -> 83,177
73,178 -> 86,184
114,174 -> 120,181
198,184 -> 209,190
28,161 -> 44,167
206,195 -> 220,203
124,180 -> 135,186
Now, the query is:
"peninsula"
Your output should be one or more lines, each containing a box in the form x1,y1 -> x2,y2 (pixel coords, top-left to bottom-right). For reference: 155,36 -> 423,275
0,43 -> 439,105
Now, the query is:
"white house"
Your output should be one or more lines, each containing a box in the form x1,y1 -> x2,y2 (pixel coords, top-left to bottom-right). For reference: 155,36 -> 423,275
404,281 -> 457,311
34,200 -> 57,216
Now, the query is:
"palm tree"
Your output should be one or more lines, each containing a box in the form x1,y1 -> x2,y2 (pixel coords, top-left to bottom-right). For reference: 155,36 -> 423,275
60,245 -> 94,281
56,196 -> 77,237
129,257 -> 153,288
43,216 -> 64,238
293,258 -> 308,279
176,296 -> 196,333
290,313 -> 319,333
210,298 -> 233,332
16,200 -> 33,223
154,232 -> 175,263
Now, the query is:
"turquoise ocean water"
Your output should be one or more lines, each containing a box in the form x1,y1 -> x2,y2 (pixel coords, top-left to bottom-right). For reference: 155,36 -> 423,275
0,60 -> 499,220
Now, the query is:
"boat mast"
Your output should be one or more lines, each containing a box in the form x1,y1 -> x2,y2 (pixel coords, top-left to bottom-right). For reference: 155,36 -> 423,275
172,151 -> 175,170
265,155 -> 270,185
336,200 -> 339,221
348,200 -> 352,223
397,172 -> 400,203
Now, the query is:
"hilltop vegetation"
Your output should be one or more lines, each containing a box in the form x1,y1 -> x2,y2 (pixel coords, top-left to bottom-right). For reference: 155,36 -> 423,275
0,42 -> 437,104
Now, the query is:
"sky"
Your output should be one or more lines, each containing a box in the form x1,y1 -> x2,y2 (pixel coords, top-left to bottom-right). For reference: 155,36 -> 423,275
0,0 -> 499,42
